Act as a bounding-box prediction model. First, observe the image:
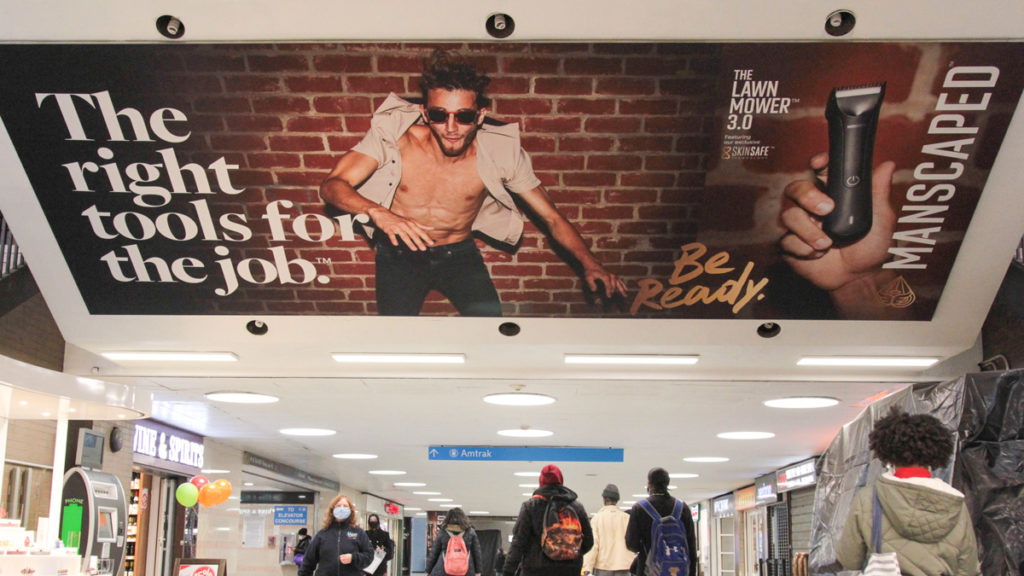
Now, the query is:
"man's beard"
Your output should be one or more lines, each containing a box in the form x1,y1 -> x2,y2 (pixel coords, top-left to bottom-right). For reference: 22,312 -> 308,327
430,125 -> 479,157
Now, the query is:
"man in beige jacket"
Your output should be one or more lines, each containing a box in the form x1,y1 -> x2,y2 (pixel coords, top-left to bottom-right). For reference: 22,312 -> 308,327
582,484 -> 635,576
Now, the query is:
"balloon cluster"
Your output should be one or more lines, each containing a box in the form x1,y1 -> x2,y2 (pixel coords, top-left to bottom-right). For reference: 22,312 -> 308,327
175,476 -> 232,508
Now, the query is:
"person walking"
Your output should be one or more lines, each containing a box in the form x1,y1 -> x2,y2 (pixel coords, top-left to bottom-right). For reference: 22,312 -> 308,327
503,464 -> 594,576
836,409 -> 981,576
625,468 -> 696,576
426,507 -> 483,576
582,483 -> 634,576
365,513 -> 395,576
298,494 -> 374,576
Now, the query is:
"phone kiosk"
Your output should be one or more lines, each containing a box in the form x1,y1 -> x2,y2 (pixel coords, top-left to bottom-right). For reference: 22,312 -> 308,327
61,466 -> 128,575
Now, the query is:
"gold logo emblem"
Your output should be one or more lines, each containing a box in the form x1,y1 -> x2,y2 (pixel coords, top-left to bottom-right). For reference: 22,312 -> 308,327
878,275 -> 915,308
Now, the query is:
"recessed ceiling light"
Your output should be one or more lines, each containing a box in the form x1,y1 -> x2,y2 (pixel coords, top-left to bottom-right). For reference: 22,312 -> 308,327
797,356 -> 939,367
205,391 -> 279,404
484,393 -> 556,406
518,483 -> 538,488
440,504 -> 460,508
428,498 -> 453,502
394,482 -> 426,487
522,492 -> 533,496
333,453 -> 378,460
670,473 -> 699,479
717,431 -> 776,440
413,491 -> 441,495
102,351 -> 238,362
498,429 -> 553,438
405,507 -> 422,511
368,470 -> 406,476
470,511 -> 490,515
416,512 -> 426,516
683,457 -> 729,463
280,428 -> 336,437
631,493 -> 648,498
564,354 -> 699,365
202,469 -> 231,474
41,412 -> 51,417
243,482 -> 255,487
764,397 -> 840,409
622,500 -> 636,505
331,353 -> 465,364
514,472 -> 538,477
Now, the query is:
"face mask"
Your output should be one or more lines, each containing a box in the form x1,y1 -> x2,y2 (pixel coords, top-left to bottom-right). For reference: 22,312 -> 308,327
333,506 -> 352,521
369,521 -> 380,529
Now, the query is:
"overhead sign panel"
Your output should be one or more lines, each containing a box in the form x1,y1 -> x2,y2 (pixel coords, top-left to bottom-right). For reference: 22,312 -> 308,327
0,43 -> 1019,320
428,446 -> 623,462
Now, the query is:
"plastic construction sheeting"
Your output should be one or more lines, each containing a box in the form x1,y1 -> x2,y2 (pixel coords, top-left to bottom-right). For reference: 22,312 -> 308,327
954,370 -> 1024,576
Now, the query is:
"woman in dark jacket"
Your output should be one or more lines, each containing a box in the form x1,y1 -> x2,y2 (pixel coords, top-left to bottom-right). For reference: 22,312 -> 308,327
365,513 -> 395,576
426,507 -> 484,576
299,494 -> 374,576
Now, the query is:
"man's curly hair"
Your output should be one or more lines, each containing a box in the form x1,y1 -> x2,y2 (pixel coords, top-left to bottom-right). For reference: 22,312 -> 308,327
420,50 -> 491,109
868,407 -> 955,469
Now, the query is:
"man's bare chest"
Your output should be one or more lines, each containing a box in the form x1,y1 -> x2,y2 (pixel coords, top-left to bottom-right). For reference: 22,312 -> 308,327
397,146 -> 486,203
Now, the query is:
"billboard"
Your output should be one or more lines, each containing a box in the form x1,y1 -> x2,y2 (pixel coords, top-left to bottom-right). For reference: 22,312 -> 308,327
0,42 -> 1019,319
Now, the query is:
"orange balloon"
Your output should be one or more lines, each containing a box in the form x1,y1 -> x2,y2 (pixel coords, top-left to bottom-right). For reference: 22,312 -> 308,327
198,479 -> 232,507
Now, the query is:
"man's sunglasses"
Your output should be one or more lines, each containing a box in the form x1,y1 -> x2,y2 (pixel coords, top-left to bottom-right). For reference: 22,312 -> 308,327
425,107 -> 480,125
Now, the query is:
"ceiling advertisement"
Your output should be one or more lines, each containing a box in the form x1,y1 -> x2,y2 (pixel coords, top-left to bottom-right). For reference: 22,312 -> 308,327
0,42 -> 1019,319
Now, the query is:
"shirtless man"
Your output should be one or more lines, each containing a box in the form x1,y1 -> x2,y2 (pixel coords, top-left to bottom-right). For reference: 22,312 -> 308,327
320,51 -> 626,316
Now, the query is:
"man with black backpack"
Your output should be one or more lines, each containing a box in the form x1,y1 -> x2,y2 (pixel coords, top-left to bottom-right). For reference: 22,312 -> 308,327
503,464 -> 594,576
625,468 -> 697,576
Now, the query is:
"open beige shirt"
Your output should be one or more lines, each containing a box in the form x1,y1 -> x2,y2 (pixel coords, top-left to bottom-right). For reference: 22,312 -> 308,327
350,93 -> 542,246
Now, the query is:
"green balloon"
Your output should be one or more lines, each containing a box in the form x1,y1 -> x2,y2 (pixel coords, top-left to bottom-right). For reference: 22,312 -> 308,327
176,482 -> 199,507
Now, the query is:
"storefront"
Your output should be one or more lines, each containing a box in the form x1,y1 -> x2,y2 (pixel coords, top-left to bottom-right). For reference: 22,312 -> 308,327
754,473 -> 786,576
690,502 -> 707,576
734,486 -> 759,576
127,420 -> 205,576
710,493 -> 736,576
774,458 -> 817,576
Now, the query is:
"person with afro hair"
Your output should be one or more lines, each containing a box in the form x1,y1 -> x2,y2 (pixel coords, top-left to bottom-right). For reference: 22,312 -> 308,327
836,408 -> 981,576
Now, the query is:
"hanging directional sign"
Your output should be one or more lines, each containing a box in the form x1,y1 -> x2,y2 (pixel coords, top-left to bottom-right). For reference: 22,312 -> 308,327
428,446 -> 623,462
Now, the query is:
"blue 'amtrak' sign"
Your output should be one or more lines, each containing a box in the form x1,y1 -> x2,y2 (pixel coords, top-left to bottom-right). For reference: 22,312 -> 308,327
428,446 -> 623,462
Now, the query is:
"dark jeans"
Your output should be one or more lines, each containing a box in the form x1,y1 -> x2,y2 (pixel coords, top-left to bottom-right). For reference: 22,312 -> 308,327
374,234 -> 502,317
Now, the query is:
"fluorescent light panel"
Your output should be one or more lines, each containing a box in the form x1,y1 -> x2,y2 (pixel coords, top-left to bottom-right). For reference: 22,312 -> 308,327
498,429 -> 553,438
102,351 -> 238,362
483,393 -> 556,406
797,356 -> 938,367
564,354 -> 698,365
331,353 -> 465,364
205,391 -> 279,404
764,396 -> 839,409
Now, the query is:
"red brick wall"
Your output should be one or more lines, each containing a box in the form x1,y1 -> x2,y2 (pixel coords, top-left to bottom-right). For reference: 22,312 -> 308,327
144,43 -> 717,317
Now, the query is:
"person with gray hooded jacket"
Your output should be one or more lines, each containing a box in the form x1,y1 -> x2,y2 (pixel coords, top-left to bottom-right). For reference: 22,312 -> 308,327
837,409 -> 981,576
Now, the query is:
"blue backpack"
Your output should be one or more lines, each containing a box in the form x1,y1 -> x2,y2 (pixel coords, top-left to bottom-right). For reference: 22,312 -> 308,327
638,499 -> 690,576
